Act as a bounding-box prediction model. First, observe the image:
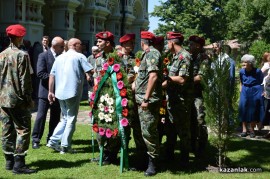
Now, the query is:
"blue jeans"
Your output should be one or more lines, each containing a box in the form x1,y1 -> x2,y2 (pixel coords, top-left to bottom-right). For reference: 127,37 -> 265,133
48,95 -> 81,148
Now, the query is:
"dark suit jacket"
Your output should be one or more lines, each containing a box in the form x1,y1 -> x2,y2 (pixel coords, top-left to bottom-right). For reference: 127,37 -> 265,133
37,49 -> 56,99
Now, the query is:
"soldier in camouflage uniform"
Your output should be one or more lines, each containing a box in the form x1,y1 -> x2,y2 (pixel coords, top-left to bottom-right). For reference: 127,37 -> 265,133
92,31 -> 122,165
87,46 -> 99,96
162,32 -> 194,167
134,31 -> 162,176
119,34 -> 148,169
0,24 -> 36,174
154,36 -> 177,160
188,35 -> 210,158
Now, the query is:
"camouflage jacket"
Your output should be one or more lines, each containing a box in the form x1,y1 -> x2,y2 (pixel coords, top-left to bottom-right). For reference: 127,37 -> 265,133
120,52 -> 136,79
87,54 -> 96,68
192,52 -> 211,97
0,43 -> 33,108
135,46 -> 162,104
167,48 -> 193,98
93,51 -> 107,78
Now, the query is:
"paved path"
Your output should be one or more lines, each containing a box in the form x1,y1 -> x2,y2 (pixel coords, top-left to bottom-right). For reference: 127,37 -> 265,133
31,110 -> 91,125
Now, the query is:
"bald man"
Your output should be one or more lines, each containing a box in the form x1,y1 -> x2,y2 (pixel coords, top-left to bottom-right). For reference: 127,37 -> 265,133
32,36 -> 64,149
47,38 -> 93,154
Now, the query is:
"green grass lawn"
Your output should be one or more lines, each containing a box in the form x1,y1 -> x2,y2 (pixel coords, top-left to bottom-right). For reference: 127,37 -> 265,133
0,119 -> 270,178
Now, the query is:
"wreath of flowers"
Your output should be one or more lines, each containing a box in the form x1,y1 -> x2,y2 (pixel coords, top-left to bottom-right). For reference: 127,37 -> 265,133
89,51 -> 133,139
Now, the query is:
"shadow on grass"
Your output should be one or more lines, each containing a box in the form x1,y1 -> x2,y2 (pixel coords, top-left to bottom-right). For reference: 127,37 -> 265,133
226,137 -> 270,172
30,159 -> 90,171
72,139 -> 100,154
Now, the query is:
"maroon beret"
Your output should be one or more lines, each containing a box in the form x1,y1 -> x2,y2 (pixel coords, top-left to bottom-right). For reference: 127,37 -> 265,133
6,24 -> 26,37
189,35 -> 205,46
141,31 -> 155,40
95,31 -> 114,41
119,33 -> 135,43
166,31 -> 184,42
154,36 -> 164,44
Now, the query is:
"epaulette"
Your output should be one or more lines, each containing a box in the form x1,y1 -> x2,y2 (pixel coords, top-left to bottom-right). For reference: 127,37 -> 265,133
179,54 -> 184,61
95,52 -> 102,58
117,51 -> 124,57
145,48 -> 150,53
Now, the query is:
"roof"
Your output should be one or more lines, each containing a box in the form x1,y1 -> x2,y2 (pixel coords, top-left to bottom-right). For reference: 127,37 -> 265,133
204,39 -> 241,49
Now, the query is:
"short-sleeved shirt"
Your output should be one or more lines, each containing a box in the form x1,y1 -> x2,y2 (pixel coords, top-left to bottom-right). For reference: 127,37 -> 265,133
263,75 -> 270,99
50,49 -> 93,100
167,48 -> 193,97
135,46 -> 162,104
0,43 -> 33,108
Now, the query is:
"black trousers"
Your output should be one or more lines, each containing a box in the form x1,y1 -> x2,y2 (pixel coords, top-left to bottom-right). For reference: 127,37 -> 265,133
32,98 -> 61,144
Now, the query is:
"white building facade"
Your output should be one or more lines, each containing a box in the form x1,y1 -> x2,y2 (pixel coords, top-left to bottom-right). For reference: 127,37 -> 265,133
0,0 -> 149,51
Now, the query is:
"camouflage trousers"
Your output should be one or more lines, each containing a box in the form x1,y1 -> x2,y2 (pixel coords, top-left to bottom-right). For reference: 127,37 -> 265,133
190,97 -> 208,156
0,107 -> 31,156
129,102 -> 147,152
137,102 -> 160,158
167,96 -> 193,158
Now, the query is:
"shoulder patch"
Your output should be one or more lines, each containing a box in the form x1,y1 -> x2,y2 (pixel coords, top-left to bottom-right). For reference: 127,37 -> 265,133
179,54 -> 184,61
151,59 -> 156,64
95,52 -> 102,58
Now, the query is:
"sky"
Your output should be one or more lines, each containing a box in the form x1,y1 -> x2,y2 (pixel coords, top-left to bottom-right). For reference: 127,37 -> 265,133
148,1 -> 163,32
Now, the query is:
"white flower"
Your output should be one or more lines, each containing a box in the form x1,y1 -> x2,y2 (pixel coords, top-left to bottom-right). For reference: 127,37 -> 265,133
109,105 -> 114,113
105,114 -> 112,122
134,66 -> 139,73
98,112 -> 105,120
107,98 -> 114,105
88,91 -> 92,96
104,93 -> 109,101
100,95 -> 105,103
104,114 -> 109,122
98,103 -> 104,111
107,114 -> 112,122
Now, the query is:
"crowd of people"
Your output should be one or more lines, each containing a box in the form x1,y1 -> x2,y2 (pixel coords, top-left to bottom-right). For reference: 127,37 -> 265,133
0,23 -> 270,176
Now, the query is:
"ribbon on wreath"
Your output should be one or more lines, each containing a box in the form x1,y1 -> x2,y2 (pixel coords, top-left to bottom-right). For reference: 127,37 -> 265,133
92,65 -> 129,172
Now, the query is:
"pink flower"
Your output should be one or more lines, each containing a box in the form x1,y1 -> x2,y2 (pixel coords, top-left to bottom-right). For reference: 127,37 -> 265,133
117,81 -> 124,89
120,118 -> 128,127
121,98 -> 128,107
88,112 -> 92,117
99,127 -> 105,136
103,63 -> 109,71
106,128 -> 113,138
90,93 -> 95,101
96,76 -> 101,84
104,106 -> 109,113
113,64 -> 120,72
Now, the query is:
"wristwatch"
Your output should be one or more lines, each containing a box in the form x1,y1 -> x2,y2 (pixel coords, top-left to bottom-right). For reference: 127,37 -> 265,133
143,98 -> 150,103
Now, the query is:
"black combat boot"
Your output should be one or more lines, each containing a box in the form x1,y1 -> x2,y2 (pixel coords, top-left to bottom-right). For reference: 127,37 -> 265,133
180,151 -> 189,168
144,156 -> 157,177
12,155 -> 37,174
4,154 -> 14,170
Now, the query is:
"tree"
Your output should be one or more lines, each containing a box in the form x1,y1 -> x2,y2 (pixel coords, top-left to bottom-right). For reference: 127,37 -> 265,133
151,0 -> 229,42
151,0 -> 270,45
202,54 -> 237,167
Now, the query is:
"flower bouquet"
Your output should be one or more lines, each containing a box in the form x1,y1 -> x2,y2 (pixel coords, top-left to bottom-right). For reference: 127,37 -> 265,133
89,51 -> 134,140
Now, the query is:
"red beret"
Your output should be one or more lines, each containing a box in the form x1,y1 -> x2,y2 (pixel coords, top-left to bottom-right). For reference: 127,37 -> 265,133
189,35 -> 205,46
154,36 -> 164,44
166,32 -> 184,42
6,24 -> 26,37
119,33 -> 135,43
95,31 -> 114,41
141,31 -> 155,40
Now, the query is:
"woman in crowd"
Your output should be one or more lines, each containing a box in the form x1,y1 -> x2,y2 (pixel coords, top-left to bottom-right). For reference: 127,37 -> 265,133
239,54 -> 264,138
